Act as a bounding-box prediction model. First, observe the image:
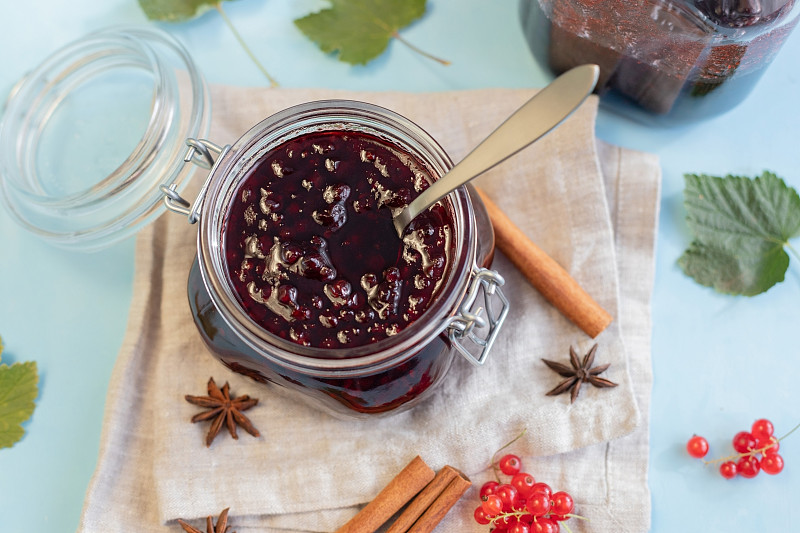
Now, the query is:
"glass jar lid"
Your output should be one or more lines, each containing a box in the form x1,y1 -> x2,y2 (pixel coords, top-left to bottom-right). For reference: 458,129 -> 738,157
0,26 -> 210,250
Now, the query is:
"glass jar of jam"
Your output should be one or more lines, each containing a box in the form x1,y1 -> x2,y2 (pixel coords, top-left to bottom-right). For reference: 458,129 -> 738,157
520,0 -> 800,125
164,100 -> 508,418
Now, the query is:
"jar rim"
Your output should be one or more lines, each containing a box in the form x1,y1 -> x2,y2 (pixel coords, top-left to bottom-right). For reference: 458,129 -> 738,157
0,25 -> 210,250
196,100 -> 478,374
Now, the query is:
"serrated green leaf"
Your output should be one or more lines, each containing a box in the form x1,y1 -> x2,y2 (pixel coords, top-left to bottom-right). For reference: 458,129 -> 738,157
678,240 -> 790,296
679,172 -> 800,296
0,361 -> 38,449
138,0 -> 228,22
294,0 -> 427,65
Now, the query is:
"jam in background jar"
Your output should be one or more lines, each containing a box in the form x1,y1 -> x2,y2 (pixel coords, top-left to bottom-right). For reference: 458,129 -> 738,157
186,101 -> 505,418
520,0 -> 800,125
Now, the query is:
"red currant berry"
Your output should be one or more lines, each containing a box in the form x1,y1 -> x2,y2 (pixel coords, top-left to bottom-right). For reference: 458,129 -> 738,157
511,472 -> 537,497
751,419 -> 774,444
532,517 -> 559,533
480,480 -> 500,499
551,491 -> 574,516
496,484 -> 519,511
737,456 -> 760,478
719,461 -> 738,479
530,519 -> 549,533
686,435 -> 709,458
525,491 -> 551,517
761,453 -> 784,475
732,431 -> 757,453
509,523 -> 531,533
762,437 -> 780,456
482,494 -> 503,515
474,505 -> 492,525
499,454 -> 522,476
530,482 -> 552,499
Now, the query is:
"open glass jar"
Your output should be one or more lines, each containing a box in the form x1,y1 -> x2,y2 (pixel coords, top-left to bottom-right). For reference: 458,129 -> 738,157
168,100 -> 508,418
0,26 -> 209,250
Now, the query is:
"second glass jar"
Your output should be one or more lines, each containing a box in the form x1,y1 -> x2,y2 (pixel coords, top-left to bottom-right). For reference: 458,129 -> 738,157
521,0 -> 800,125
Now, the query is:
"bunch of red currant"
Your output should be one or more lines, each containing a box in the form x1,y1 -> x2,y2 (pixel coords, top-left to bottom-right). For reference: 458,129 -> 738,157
472,452 -> 582,533
686,418 -> 796,479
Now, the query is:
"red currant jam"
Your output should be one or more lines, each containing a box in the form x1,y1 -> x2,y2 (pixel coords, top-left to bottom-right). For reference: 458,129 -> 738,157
223,130 -> 454,354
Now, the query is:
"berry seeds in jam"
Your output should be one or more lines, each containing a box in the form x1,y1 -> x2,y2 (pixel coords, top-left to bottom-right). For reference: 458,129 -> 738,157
224,130 -> 454,354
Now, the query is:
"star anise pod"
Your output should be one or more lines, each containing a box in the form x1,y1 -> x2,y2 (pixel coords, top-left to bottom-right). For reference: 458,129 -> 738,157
185,377 -> 260,447
542,343 -> 618,403
178,507 -> 234,533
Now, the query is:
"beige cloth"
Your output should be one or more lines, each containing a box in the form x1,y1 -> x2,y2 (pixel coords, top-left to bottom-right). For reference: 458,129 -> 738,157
78,87 -> 659,532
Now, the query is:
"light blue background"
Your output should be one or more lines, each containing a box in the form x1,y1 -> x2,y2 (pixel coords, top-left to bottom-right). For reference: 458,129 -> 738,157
1,1 -> 799,531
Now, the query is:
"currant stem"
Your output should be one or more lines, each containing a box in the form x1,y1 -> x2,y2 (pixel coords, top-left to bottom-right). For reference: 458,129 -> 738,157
215,3 -> 279,87
489,510 -> 588,528
702,421 -> 800,466
778,420 -> 800,442
565,513 -> 590,521
702,437 -> 776,465
489,510 -> 529,526
391,31 -> 451,65
490,428 -> 527,482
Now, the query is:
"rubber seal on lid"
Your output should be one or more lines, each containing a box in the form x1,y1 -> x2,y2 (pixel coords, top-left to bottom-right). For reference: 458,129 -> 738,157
0,25 -> 210,251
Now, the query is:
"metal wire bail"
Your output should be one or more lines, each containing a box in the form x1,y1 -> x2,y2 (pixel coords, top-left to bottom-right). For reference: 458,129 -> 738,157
160,138 -> 227,224
446,268 -> 509,366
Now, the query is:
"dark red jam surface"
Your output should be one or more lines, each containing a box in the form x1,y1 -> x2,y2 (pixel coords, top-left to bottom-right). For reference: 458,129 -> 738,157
224,130 -> 455,354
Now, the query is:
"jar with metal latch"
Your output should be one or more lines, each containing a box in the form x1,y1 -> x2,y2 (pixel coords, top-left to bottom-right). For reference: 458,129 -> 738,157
164,100 -> 509,418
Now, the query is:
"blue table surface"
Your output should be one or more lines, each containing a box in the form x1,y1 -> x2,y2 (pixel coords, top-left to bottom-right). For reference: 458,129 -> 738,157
2,1 -> 799,531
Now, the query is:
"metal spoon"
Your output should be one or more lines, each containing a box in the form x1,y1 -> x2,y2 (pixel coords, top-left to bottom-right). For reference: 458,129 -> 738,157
392,64 -> 600,237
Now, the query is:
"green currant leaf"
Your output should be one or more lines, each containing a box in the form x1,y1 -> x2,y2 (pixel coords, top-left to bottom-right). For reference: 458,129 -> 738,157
679,171 -> 800,296
0,357 -> 39,449
679,240 -> 790,296
294,0 -> 427,65
138,0 -> 229,22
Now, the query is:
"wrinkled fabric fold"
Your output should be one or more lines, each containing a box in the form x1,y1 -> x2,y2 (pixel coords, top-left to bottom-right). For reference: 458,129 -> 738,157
79,87 -> 659,533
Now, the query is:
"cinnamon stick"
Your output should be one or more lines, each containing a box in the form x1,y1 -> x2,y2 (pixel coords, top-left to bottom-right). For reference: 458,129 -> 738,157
384,466 -> 460,533
474,187 -> 612,338
405,471 -> 472,533
335,455 -> 436,533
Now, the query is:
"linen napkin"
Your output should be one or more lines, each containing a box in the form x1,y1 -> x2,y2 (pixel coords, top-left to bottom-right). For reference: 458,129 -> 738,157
78,87 -> 659,533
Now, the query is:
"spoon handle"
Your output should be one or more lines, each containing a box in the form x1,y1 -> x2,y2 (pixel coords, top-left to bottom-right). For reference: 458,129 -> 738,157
393,64 -> 599,237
